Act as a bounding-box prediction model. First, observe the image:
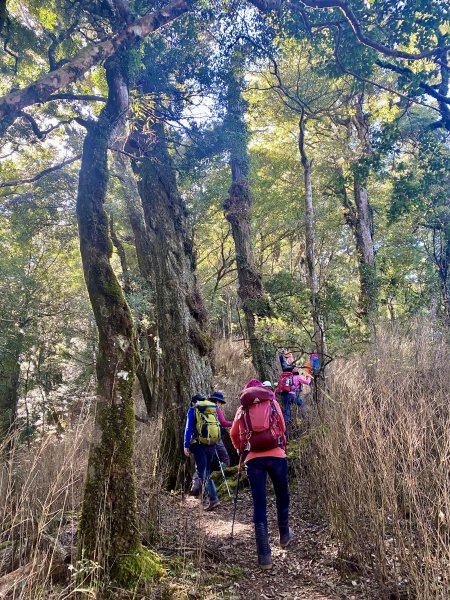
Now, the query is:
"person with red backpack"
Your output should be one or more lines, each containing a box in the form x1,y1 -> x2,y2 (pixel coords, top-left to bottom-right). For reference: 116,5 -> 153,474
275,365 -> 297,436
230,379 -> 292,569
276,349 -> 320,434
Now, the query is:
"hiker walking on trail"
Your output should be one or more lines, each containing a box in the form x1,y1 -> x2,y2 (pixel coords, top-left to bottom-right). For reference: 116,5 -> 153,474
230,379 -> 291,569
190,391 -> 232,496
275,365 -> 298,436
276,350 -> 320,435
184,393 -> 222,511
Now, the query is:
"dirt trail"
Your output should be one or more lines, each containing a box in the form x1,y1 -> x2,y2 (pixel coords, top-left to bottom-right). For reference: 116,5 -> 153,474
159,480 -> 370,600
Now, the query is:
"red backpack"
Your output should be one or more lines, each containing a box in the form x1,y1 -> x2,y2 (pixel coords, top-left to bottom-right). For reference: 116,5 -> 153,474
236,385 -> 286,453
275,371 -> 294,394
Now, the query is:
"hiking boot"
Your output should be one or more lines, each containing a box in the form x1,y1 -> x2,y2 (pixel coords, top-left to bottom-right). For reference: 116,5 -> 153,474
279,524 -> 293,549
254,522 -> 272,570
204,499 -> 220,511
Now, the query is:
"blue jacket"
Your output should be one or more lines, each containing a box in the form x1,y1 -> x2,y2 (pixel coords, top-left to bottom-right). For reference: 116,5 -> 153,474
184,407 -> 196,449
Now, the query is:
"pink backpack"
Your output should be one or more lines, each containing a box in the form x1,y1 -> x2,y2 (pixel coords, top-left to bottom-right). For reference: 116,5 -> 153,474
237,382 -> 286,453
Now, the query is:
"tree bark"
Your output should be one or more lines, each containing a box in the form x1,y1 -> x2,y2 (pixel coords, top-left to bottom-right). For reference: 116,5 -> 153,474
114,159 -> 158,416
76,57 -> 141,583
351,99 -> 378,321
0,334 -> 23,436
223,70 -> 273,381
298,112 -> 327,367
129,120 -> 213,488
109,212 -> 131,294
0,0 -> 195,138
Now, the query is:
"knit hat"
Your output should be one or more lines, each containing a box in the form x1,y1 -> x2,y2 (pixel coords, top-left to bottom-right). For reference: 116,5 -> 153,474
209,391 -> 225,404
191,393 -> 206,405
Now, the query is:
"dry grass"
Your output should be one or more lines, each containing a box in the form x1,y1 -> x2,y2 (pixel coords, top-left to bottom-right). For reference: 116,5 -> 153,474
213,338 -> 255,414
307,323 -> 450,599
0,415 -> 92,598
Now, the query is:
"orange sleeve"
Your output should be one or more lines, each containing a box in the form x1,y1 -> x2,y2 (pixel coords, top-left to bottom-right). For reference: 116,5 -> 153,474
230,407 -> 242,450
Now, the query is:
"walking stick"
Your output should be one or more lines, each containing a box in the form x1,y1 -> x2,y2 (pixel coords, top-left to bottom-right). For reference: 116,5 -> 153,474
231,454 -> 243,538
215,449 -> 231,497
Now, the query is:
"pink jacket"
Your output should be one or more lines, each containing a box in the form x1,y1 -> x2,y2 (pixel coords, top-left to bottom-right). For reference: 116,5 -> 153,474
293,372 -> 311,388
217,406 -> 233,428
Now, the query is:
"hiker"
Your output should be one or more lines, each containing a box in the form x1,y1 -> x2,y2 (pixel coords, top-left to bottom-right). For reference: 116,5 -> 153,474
230,379 -> 291,569
278,348 -> 294,371
209,390 -> 232,466
275,365 -> 297,435
184,393 -> 221,511
276,349 -> 320,433
190,391 -> 232,496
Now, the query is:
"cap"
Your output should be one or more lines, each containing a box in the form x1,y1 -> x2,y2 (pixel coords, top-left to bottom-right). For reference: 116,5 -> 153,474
209,391 -> 225,403
262,381 -> 273,388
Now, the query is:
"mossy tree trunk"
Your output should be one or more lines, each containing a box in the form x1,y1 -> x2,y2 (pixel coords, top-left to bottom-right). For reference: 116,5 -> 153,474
76,56 -> 141,583
298,112 -> 327,374
113,158 -> 157,416
129,120 -> 213,488
223,69 -> 273,381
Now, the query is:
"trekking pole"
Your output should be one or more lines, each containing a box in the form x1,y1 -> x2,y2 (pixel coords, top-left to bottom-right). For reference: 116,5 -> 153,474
215,449 -> 231,497
231,454 -> 243,538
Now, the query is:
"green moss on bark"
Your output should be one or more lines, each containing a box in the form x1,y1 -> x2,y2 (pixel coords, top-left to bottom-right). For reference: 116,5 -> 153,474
114,545 -> 165,587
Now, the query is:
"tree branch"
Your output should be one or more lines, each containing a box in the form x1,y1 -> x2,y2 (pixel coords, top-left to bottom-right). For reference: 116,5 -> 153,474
46,93 -> 107,102
249,0 -> 449,61
0,0 -> 196,138
376,60 -> 450,105
0,154 -> 81,189
19,111 -> 74,139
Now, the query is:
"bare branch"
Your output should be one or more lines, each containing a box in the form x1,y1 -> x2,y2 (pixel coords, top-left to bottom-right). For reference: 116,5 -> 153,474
249,0 -> 449,61
46,93 -> 107,102
0,154 -> 81,189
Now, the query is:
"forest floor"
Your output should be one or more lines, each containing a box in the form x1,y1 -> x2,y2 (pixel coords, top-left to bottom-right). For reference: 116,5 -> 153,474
152,477 -> 375,600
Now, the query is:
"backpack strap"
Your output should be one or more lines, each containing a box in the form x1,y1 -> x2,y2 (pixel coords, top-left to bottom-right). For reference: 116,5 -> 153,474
239,408 -> 253,452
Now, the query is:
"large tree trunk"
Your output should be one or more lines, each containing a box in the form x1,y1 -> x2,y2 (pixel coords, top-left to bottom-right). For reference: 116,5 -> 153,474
223,70 -> 273,381
112,158 -> 158,417
76,57 -> 142,586
129,120 -> 213,488
298,113 -> 327,368
339,170 -> 377,320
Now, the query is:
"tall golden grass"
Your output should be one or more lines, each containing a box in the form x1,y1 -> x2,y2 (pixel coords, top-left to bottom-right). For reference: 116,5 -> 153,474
307,323 -> 450,599
0,417 -> 91,598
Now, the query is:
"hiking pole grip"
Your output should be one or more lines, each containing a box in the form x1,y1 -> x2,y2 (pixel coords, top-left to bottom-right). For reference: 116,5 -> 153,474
231,454 -> 243,538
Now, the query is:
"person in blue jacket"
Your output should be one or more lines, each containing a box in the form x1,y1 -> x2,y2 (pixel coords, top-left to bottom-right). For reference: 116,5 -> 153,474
184,393 -> 220,511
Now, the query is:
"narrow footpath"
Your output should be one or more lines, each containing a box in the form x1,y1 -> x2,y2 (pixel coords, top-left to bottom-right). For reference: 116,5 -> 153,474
156,480 -> 372,600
